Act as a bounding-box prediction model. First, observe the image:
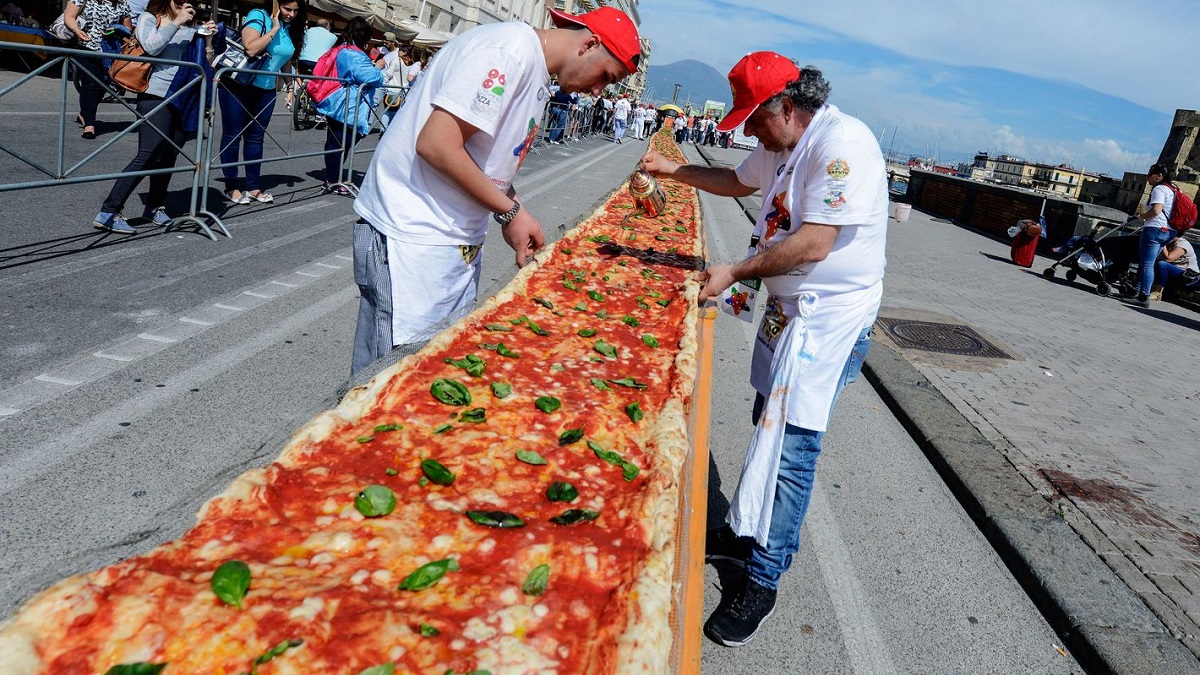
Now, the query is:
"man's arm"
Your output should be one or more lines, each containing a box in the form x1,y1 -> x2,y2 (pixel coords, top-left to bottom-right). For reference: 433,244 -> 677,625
414,107 -> 544,266
640,150 -> 757,198
697,223 -> 839,302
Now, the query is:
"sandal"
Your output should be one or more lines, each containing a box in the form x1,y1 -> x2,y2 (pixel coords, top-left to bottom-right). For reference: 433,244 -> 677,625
225,190 -> 251,205
81,126 -> 96,139
247,191 -> 274,203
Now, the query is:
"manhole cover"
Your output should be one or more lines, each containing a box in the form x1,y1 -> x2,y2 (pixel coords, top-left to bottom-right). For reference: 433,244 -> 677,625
876,318 -> 1012,359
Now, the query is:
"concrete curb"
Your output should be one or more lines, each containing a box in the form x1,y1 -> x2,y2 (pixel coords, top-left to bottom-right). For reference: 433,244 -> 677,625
863,341 -> 1200,674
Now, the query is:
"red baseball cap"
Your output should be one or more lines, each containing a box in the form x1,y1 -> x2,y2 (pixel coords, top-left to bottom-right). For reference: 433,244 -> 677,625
549,7 -> 642,75
716,51 -> 801,132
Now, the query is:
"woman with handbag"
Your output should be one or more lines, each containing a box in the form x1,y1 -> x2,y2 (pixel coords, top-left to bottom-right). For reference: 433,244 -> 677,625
313,17 -> 382,195
63,0 -> 132,139
216,0 -> 306,204
91,0 -> 216,234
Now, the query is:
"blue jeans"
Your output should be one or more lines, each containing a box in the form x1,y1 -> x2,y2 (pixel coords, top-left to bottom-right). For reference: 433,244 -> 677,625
547,105 -> 568,143
1155,260 -> 1200,291
218,81 -> 276,192
745,326 -> 872,590
1138,227 -> 1174,295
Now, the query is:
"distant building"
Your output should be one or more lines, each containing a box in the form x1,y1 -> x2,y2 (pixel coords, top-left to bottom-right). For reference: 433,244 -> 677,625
1116,171 -> 1147,214
971,151 -> 997,181
1080,174 -> 1120,207
1029,163 -> 1088,199
994,155 -> 1034,187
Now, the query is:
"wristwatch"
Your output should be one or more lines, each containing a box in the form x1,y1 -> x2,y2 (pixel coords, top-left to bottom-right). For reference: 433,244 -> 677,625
493,201 -> 520,226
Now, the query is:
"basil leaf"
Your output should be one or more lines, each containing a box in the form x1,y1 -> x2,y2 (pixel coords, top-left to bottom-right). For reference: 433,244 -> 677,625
254,638 -> 304,666
211,560 -> 251,609
374,423 -> 404,432
551,363 -> 566,372
655,234 -> 668,241
535,396 -> 561,414
522,563 -> 551,596
490,382 -> 512,398
637,299 -> 651,309
563,278 -> 579,291
419,477 -> 430,487
609,377 -> 648,390
480,342 -> 499,351
459,408 -> 487,424
444,354 -> 486,377
596,309 -> 608,319
385,468 -> 399,476
621,315 -> 639,327
546,481 -> 578,502
645,290 -> 662,298
421,458 -> 456,486
516,449 -> 548,465
357,664 -> 396,675
430,378 -> 471,406
674,225 -> 688,233
589,378 -> 613,391
573,301 -> 588,311
558,428 -> 584,446
398,558 -> 459,591
587,290 -> 606,302
586,234 -> 611,243
657,298 -> 671,307
496,343 -> 519,358
509,315 -> 528,325
641,334 -> 659,348
527,320 -> 549,336
355,435 -> 375,444
104,664 -> 168,675
588,440 -> 640,482
549,509 -> 600,525
625,401 -> 644,423
355,485 -> 396,517
466,510 -> 525,528
622,461 -> 640,481
533,297 -> 554,309
432,423 -> 453,434
485,323 -> 513,332
560,247 -> 572,254
594,340 -> 618,359
577,328 -> 597,338
419,623 -> 440,637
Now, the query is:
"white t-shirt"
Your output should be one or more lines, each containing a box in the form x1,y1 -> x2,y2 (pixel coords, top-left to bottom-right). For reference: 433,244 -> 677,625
354,22 -> 550,246
734,104 -> 889,301
614,98 -> 630,122
1145,183 -> 1175,230
1172,238 -> 1198,273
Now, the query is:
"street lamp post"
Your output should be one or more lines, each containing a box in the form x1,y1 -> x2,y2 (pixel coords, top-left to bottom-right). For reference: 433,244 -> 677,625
671,83 -> 681,105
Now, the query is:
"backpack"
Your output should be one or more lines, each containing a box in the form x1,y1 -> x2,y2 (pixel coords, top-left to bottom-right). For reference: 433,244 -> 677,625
306,44 -> 353,103
1163,181 -> 1198,232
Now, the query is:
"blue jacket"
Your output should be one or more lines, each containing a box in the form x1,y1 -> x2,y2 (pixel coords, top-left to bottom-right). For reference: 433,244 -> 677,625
316,46 -> 383,135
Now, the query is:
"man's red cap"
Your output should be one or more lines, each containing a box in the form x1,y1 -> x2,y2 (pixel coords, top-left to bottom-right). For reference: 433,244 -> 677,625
549,7 -> 642,75
716,51 -> 800,132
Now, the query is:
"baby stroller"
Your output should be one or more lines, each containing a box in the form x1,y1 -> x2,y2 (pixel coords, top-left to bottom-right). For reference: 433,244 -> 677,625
1041,218 -> 1140,297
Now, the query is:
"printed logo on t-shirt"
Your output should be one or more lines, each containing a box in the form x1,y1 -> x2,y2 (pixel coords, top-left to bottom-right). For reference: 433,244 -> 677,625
826,157 -> 850,179
762,191 -> 792,245
471,68 -> 508,115
823,189 -> 847,210
511,116 -> 540,169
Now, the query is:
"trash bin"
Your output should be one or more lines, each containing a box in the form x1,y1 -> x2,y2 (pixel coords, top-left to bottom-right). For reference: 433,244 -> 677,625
893,203 -> 912,222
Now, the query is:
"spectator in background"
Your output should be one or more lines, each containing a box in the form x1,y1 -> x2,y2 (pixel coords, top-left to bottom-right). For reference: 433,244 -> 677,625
90,0 -> 216,233
297,17 -> 336,74
217,0 -> 306,204
1128,163 -> 1177,308
404,54 -> 421,84
612,92 -> 630,143
378,43 -> 409,130
1152,236 -> 1200,299
315,17 -> 381,194
350,6 -> 641,374
629,101 -> 644,140
546,85 -> 571,144
64,0 -> 132,139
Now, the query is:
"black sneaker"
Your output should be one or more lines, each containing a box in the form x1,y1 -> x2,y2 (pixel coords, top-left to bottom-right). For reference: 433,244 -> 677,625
1123,293 -> 1150,308
704,575 -> 778,647
705,526 -> 753,566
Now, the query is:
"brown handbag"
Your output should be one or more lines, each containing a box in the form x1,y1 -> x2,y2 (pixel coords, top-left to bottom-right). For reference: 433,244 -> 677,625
108,19 -> 159,93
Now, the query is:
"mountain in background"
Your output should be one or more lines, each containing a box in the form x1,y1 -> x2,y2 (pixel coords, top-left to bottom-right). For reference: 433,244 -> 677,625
644,59 -> 731,111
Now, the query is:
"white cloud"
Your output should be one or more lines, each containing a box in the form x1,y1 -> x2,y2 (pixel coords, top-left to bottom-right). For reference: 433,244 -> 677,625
1079,139 -> 1154,175
993,126 -> 1027,156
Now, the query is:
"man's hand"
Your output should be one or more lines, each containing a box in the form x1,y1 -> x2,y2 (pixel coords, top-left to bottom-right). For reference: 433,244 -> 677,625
502,207 -> 545,267
640,150 -> 679,177
696,264 -> 736,303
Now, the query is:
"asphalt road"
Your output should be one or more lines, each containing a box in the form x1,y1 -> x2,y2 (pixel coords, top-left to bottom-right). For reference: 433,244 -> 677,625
0,70 -> 1082,673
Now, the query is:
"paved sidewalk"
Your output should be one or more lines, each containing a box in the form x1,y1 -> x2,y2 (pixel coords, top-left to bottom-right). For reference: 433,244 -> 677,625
695,143 -> 1200,671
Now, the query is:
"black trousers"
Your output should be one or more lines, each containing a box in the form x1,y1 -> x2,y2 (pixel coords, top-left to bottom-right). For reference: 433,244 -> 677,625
101,94 -> 189,214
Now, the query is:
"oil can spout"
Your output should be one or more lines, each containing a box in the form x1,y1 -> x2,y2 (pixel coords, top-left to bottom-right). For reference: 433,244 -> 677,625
628,170 -> 666,218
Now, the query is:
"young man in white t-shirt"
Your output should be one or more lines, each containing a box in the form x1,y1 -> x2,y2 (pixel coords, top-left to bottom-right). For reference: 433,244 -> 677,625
640,52 -> 888,647
612,93 -> 630,143
349,7 -> 642,374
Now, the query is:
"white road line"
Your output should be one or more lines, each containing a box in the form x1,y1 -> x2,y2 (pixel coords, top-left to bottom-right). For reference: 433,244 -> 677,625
0,286 -> 359,492
94,351 -> 136,362
315,262 -> 340,269
137,333 -> 177,344
33,375 -> 81,386
270,281 -> 299,288
243,292 -> 275,299
179,317 -> 215,326
214,303 -> 246,311
807,485 -> 900,675
296,271 -> 320,277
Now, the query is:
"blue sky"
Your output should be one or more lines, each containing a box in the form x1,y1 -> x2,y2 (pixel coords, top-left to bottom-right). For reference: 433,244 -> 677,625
638,0 -> 1194,177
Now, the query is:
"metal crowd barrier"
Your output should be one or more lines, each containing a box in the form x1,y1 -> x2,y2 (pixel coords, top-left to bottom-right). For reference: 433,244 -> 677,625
0,40 -> 211,233
196,66 -> 354,235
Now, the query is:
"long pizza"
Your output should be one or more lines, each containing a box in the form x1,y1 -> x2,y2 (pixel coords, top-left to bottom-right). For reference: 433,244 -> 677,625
0,129 -> 703,675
